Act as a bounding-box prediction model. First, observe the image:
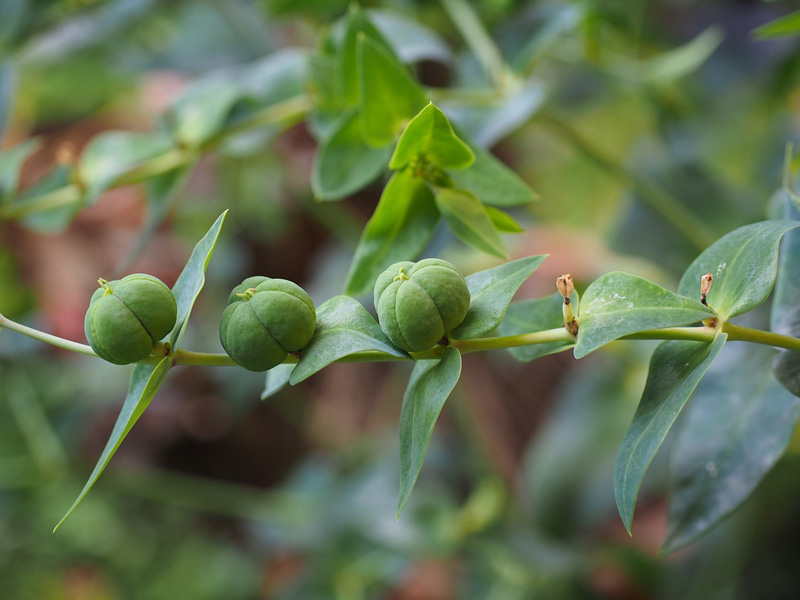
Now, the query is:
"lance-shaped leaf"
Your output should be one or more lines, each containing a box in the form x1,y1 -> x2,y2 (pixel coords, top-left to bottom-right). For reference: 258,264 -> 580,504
312,110 -> 391,201
169,210 -> 228,348
435,187 -> 507,258
262,363 -> 296,400
575,272 -> 714,359
167,82 -> 242,148
614,334 -> 726,534
486,206 -> 524,233
389,103 -> 474,170
344,170 -> 439,296
0,138 -> 39,201
770,193 -> 800,337
358,35 -> 428,147
340,5 -> 394,106
753,10 -> 800,40
497,292 -> 577,362
449,144 -> 538,207
55,357 -> 171,530
451,255 -> 547,339
290,295 -> 407,384
678,220 -> 800,321
664,343 -> 800,552
79,131 -> 175,204
398,346 -> 461,517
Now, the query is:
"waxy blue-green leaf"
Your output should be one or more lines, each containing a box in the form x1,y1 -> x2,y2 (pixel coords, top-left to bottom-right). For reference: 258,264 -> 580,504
485,206 -> 524,233
0,60 -> 15,142
55,357 -> 171,530
262,363 -> 296,400
449,144 -> 538,207
398,346 -> 461,517
358,35 -> 428,147
79,131 -> 174,204
369,9 -> 452,64
770,193 -> 800,337
312,110 -> 391,201
291,295 -> 407,385
344,169 -> 440,296
678,221 -> 800,321
435,187 -> 507,259
389,103 -> 474,171
576,272 -> 714,359
773,350 -> 800,398
497,292 -> 577,362
614,334 -> 727,534
664,343 -> 800,552
451,255 -> 547,339
0,138 -> 39,201
169,210 -> 228,348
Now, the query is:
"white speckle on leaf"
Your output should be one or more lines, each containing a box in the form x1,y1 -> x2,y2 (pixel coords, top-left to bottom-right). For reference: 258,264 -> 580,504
705,461 -> 718,477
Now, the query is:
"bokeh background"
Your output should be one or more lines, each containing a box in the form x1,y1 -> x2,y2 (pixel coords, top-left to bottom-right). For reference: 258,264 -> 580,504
3,0 -> 800,598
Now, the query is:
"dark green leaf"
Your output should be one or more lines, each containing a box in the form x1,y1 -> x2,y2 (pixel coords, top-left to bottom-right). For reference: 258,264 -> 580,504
770,193 -> 800,337
262,363 -> 296,400
398,346 -> 461,517
614,334 -> 726,533
678,221 -> 800,321
449,144 -> 538,207
290,295 -> 407,384
79,131 -> 174,204
169,211 -> 228,348
753,10 -> 800,40
358,34 -> 428,147
55,357 -> 171,530
312,110 -> 391,201
485,205 -> 524,233
774,350 -> 800,397
435,187 -> 507,258
389,103 -> 474,170
451,255 -> 547,339
344,169 -> 440,296
340,5 -> 393,106
0,138 -> 39,201
576,272 -> 714,359
496,292 -> 577,362
664,343 -> 800,552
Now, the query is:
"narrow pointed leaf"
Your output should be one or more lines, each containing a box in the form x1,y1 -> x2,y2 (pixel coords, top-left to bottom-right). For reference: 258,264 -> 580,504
770,193 -> 800,337
169,210 -> 228,348
435,187 -> 507,258
79,131 -> 175,204
312,110 -> 391,201
678,221 -> 800,320
576,272 -> 714,358
497,292 -> 578,362
340,5 -> 394,106
449,144 -> 538,207
664,343 -> 800,552
398,346 -> 461,517
344,170 -> 439,296
262,363 -> 296,400
55,357 -> 171,530
486,206 -> 524,233
451,255 -> 547,339
358,35 -> 428,147
614,334 -> 726,533
389,103 -> 474,170
290,295 -> 407,385
753,10 -> 800,40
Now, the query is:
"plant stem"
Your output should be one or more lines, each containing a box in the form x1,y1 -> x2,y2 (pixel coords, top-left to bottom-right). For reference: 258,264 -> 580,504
722,322 -> 800,352
0,313 -> 98,357
0,94 -> 312,221
538,110 -> 717,250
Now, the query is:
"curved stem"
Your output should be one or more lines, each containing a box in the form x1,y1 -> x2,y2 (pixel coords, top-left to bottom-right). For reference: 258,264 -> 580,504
0,313 -> 98,357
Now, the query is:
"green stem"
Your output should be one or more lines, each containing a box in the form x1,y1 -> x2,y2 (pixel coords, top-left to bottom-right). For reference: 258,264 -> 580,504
0,94 -> 312,221
0,313 -> 98,357
538,111 -> 717,250
722,322 -> 800,352
439,0 -> 510,88
452,327 -> 573,353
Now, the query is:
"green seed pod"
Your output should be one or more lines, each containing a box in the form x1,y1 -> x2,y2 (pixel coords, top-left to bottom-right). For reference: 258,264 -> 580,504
374,258 -> 470,353
84,274 -> 178,365
220,277 -> 316,372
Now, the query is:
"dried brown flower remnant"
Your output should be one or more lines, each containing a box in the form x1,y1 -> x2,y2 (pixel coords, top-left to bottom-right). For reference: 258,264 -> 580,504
557,274 -> 579,335
701,272 -> 713,306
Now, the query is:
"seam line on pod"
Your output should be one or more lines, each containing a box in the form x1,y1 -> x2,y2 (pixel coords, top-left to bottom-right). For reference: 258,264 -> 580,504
113,294 -> 156,342
246,299 -> 285,351
87,303 -> 118,363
